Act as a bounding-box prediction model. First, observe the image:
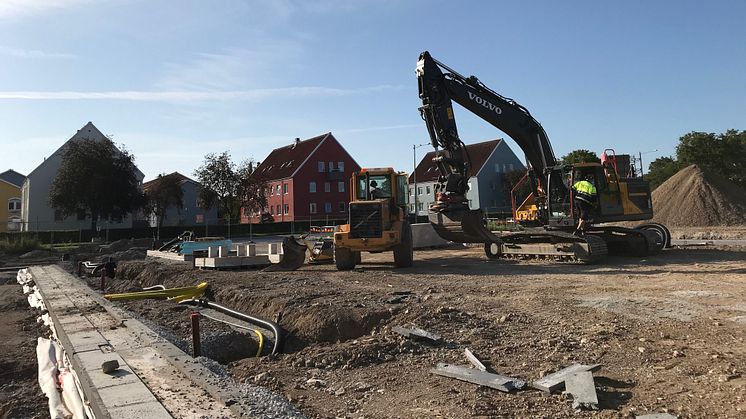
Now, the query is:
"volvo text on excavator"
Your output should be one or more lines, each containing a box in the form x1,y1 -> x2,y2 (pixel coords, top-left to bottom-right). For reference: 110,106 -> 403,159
416,51 -> 670,263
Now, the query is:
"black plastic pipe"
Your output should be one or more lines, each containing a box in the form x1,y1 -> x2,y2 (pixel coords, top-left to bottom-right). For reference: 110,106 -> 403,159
179,298 -> 285,355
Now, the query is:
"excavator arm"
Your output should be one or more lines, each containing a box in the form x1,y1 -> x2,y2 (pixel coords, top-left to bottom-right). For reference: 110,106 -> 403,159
417,51 -> 558,243
417,51 -> 557,201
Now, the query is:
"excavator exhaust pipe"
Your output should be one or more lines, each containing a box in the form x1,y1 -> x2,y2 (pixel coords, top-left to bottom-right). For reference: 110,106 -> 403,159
263,236 -> 307,271
429,209 -> 502,244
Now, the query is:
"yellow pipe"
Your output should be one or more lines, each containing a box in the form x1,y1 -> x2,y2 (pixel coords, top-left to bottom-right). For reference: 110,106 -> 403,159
252,329 -> 264,357
105,282 -> 208,302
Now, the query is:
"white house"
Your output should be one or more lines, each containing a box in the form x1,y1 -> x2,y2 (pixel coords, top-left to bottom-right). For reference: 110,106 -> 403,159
21,122 -> 145,231
409,139 -> 525,216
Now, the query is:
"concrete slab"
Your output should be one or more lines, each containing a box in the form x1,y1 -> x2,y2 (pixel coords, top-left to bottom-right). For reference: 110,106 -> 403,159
565,371 -> 598,410
431,363 -> 524,392
412,223 -> 450,249
194,255 -> 271,269
532,363 -> 602,393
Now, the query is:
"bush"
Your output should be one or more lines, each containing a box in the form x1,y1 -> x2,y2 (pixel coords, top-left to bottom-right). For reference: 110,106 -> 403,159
0,237 -> 43,254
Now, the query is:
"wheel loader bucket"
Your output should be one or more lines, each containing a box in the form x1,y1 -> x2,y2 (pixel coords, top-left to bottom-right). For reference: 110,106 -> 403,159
429,208 -> 502,244
263,236 -> 307,271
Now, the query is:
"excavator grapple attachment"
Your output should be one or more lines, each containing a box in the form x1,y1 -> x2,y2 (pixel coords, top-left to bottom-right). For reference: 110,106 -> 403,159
429,209 -> 502,244
263,236 -> 307,271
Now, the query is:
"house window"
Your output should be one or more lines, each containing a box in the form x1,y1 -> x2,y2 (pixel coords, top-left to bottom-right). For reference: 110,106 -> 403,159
328,161 -> 334,172
8,198 -> 21,211
410,204 -> 415,212
196,214 -> 204,223
270,206 -> 274,215
508,164 -> 514,171
338,202 -> 345,212
276,205 -> 280,215
283,204 -> 289,215
54,209 -> 63,221
495,163 -> 501,173
283,183 -> 288,194
309,182 -> 316,193
324,182 -> 331,192
409,187 -> 413,196
417,202 -> 423,211
310,203 -> 317,214
417,187 -> 423,195
324,202 -> 332,213
276,185 -> 280,195
318,161 -> 325,172
338,161 -> 344,172
338,182 -> 345,193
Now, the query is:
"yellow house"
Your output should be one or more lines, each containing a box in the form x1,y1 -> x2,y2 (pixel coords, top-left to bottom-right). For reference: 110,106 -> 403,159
0,169 -> 25,232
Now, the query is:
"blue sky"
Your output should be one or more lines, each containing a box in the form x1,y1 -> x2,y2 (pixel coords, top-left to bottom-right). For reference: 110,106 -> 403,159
1,0 -> 744,181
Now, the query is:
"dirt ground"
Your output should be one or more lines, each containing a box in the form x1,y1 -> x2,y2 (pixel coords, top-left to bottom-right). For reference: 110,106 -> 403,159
0,272 -> 48,419
97,240 -> 746,419
2,231 -> 745,419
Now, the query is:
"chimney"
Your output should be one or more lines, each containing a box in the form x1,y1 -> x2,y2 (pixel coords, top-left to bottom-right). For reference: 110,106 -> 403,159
291,137 -> 301,149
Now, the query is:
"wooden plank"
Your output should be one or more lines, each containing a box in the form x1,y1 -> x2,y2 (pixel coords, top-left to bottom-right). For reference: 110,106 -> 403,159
431,363 -> 524,392
392,326 -> 441,342
565,371 -> 598,410
532,363 -> 602,393
464,348 -> 487,371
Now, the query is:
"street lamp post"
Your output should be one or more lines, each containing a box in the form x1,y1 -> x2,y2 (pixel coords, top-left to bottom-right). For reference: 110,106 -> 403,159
413,143 -> 429,222
637,149 -> 658,179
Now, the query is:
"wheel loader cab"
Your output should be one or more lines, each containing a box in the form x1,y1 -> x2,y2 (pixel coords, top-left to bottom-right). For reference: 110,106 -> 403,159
333,168 -> 413,270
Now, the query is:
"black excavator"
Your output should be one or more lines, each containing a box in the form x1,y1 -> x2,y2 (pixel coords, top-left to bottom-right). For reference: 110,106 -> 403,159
416,51 -> 670,263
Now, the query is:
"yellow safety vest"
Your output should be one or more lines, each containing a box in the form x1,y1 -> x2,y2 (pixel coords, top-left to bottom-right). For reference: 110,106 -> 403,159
572,180 -> 597,196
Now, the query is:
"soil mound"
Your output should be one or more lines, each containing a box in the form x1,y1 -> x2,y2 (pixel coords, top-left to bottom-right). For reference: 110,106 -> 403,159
652,164 -> 746,226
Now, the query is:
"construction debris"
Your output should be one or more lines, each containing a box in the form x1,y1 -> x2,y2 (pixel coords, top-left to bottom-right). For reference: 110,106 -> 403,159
392,325 -> 442,343
431,363 -> 526,392
532,363 -> 602,393
635,414 -> 678,419
101,360 -> 120,374
464,348 -> 488,371
564,371 -> 599,410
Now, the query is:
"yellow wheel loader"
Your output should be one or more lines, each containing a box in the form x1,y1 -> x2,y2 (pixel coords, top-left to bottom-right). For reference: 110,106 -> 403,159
333,168 -> 413,270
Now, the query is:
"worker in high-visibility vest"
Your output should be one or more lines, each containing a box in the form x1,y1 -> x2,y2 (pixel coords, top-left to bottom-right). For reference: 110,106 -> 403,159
572,174 -> 597,235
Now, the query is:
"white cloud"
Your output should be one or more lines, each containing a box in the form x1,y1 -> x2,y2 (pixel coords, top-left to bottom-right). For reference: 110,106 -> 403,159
157,44 -> 304,91
0,0 -> 94,19
0,45 -> 75,59
0,85 -> 405,101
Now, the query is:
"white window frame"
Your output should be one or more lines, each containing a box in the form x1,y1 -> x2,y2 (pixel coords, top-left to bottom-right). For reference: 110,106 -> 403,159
338,181 -> 345,193
283,183 -> 288,194
283,204 -> 289,215
338,161 -> 345,172
324,182 -> 331,192
309,203 -> 317,214
318,161 -> 325,172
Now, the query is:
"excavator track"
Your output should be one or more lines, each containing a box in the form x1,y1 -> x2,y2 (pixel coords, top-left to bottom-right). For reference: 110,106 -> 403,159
497,230 -> 608,264
588,227 -> 664,258
429,212 -> 608,263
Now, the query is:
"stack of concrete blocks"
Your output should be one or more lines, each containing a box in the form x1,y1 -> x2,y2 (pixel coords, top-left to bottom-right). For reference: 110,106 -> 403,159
195,243 -> 273,269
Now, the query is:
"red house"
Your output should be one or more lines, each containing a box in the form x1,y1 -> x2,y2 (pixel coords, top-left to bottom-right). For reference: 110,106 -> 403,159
242,132 -> 361,224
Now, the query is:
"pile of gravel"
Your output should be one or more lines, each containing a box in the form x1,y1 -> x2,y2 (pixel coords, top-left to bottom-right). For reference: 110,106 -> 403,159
652,164 -> 746,226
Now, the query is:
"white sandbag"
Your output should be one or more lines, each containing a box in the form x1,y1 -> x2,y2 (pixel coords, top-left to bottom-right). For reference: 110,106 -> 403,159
59,369 -> 87,419
36,337 -> 71,419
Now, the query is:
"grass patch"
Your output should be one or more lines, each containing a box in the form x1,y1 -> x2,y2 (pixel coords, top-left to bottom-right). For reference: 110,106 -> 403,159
0,237 -> 44,254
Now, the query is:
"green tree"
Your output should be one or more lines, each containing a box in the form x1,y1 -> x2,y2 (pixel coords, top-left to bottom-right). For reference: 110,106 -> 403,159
194,151 -> 240,223
560,149 -> 600,165
49,137 -> 145,233
236,159 -> 268,221
645,156 -> 682,190
144,173 -> 184,238
676,130 -> 746,187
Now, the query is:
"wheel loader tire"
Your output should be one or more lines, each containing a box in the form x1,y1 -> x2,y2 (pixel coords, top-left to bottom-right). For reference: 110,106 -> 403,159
393,221 -> 414,268
484,242 -> 502,259
334,245 -> 356,271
